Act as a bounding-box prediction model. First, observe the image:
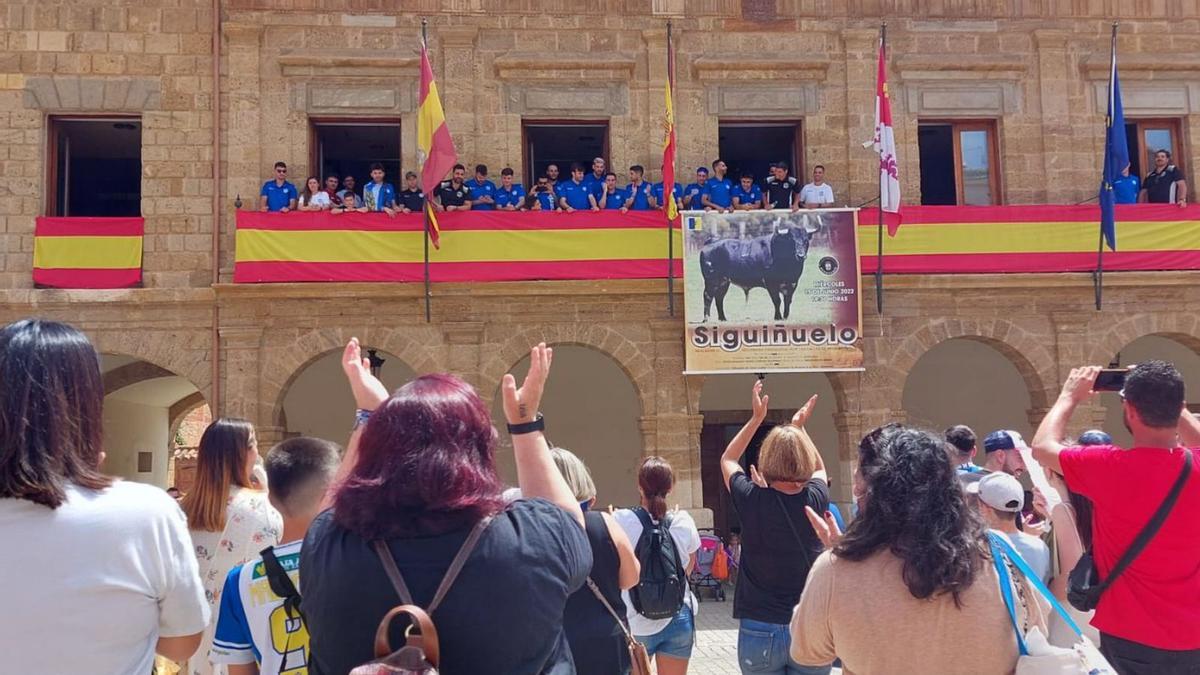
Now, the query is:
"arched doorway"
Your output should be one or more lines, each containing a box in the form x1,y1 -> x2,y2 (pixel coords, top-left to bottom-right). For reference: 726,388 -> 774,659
280,349 -> 416,445
490,346 -> 643,509
901,338 -> 1035,445
1102,334 -> 1200,448
698,372 -> 841,537
101,354 -> 207,489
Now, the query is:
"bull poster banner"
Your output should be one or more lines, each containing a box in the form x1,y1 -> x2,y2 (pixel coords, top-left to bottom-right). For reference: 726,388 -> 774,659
683,208 -> 863,374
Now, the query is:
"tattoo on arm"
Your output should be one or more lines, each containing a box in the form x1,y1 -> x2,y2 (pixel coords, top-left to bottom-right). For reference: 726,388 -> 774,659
518,404 -> 528,419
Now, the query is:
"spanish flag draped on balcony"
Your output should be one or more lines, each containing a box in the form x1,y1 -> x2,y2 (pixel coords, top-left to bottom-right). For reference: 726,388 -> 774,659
417,33 -> 457,249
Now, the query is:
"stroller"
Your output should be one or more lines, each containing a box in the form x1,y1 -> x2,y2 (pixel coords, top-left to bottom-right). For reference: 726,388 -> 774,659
688,530 -> 728,601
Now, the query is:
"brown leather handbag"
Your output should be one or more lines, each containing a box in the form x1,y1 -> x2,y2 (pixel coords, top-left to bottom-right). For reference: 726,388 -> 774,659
348,516 -> 493,675
586,578 -> 652,675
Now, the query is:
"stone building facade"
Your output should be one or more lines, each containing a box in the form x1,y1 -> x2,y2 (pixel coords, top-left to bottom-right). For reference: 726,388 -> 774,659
3,1 -> 1200,524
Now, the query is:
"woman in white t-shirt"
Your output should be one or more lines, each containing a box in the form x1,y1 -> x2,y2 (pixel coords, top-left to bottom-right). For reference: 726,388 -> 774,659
614,456 -> 701,675
0,319 -> 210,675
298,175 -> 331,211
181,418 -> 282,675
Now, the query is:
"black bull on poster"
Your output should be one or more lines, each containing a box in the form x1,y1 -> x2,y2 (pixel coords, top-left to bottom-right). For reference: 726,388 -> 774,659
682,209 -> 864,374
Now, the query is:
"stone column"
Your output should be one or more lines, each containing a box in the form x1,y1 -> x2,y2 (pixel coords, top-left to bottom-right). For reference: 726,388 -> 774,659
255,425 -> 287,453
1050,314 -> 1108,431
442,322 -> 486,390
222,23 -> 264,282
1034,30 -> 1074,204
841,28 -> 882,207
219,325 -> 264,423
438,27 -> 479,163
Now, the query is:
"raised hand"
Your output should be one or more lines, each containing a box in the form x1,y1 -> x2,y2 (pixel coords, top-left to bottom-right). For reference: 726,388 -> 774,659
791,394 -> 819,428
1060,366 -> 1102,404
342,337 -> 389,412
502,342 -> 553,424
749,464 -> 768,488
751,379 -> 769,422
805,505 -> 842,549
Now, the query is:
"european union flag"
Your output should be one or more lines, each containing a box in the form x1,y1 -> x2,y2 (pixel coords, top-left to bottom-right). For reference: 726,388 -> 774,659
1099,43 -> 1127,252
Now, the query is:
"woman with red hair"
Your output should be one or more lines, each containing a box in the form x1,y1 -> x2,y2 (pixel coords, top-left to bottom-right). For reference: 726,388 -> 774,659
300,339 -> 590,675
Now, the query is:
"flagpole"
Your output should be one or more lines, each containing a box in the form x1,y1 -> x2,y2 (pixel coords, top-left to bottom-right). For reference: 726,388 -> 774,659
1095,21 -> 1117,312
666,20 -> 675,318
875,22 -> 886,315
422,18 -> 432,323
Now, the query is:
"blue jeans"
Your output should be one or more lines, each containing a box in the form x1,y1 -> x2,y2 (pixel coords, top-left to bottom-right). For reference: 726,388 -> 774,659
635,604 -> 695,660
737,619 -> 832,675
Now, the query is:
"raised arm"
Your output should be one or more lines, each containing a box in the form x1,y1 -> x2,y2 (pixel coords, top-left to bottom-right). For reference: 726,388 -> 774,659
721,380 -> 769,491
502,343 -> 585,527
1178,407 -> 1200,447
1032,366 -> 1101,475
323,338 -> 391,512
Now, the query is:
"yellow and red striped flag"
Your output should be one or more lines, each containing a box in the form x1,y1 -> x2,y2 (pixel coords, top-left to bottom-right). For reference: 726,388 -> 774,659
417,36 -> 457,249
33,217 -> 143,288
662,33 -> 678,223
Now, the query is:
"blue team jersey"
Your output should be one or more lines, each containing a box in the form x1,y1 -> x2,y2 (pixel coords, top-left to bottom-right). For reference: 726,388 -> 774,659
211,540 -> 308,673
732,184 -> 762,207
625,182 -> 653,210
467,179 -> 497,210
705,177 -> 734,207
600,187 -> 627,210
653,182 -> 683,209
531,188 -> 556,210
494,184 -> 526,209
260,180 -> 298,212
559,181 -> 593,210
582,173 -> 607,196
683,182 -> 706,208
1114,174 -> 1140,204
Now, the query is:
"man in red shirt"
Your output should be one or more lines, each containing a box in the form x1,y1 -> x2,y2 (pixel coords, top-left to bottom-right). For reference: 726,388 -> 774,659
1032,361 -> 1200,673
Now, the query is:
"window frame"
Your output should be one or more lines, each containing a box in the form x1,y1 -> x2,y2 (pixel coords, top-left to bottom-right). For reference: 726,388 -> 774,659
45,114 -> 143,217
918,118 -> 1002,206
1127,117 -> 1184,179
307,116 -> 403,187
520,119 -> 611,187
716,118 -> 806,182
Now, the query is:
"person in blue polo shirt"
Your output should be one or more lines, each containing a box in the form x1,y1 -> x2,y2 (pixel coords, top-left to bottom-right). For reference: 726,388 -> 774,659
468,164 -> 497,210
652,170 -> 683,213
732,173 -> 763,210
260,161 -> 298,213
1114,164 -> 1140,205
683,166 -> 709,209
598,172 -> 628,211
558,163 -> 598,212
494,167 -> 527,211
623,165 -> 654,211
702,159 -> 734,212
361,162 -> 397,214
582,157 -> 607,197
526,175 -> 557,211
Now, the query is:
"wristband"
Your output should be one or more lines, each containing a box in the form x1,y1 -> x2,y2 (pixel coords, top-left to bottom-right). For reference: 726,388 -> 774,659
506,412 -> 545,435
352,408 -> 372,431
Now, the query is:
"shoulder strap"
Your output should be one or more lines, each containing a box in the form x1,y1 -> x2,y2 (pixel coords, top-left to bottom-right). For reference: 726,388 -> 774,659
633,506 -> 655,534
989,532 -> 1082,639
776,492 -> 814,570
1101,449 -> 1192,592
988,534 -> 1029,656
372,515 -> 495,613
586,578 -> 636,642
260,545 -> 303,619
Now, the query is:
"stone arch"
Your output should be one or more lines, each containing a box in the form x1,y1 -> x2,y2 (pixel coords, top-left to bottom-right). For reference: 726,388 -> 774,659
479,325 -> 654,418
263,327 -> 442,431
92,331 -> 211,400
1095,331 -> 1200,448
1087,314 -> 1200,367
891,319 -> 1056,412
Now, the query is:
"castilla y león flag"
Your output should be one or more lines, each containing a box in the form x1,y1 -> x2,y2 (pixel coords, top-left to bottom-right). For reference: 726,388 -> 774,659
872,34 -> 901,231
417,38 -> 457,248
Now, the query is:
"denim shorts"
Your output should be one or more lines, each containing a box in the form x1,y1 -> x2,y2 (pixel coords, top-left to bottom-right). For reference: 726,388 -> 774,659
635,604 -> 695,660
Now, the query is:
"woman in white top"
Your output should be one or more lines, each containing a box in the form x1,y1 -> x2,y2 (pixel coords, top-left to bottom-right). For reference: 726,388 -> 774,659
181,418 -> 282,675
298,176 -> 331,211
0,319 -> 209,675
614,456 -> 701,675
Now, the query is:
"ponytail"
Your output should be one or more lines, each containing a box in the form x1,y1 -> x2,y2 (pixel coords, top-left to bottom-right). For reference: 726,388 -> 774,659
638,456 -> 674,521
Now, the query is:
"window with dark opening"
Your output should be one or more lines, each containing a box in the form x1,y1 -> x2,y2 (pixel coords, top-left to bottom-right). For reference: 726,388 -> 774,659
48,117 -> 142,217
717,121 -> 803,187
310,120 -> 401,190
1124,118 -> 1183,180
522,121 -> 609,186
918,120 -> 1000,205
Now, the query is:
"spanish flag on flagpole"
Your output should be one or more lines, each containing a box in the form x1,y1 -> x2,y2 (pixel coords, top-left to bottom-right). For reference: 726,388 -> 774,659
662,28 -> 678,223
417,29 -> 457,249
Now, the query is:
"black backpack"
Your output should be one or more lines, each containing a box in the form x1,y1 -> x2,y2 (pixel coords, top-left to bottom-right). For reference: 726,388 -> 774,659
628,507 -> 687,620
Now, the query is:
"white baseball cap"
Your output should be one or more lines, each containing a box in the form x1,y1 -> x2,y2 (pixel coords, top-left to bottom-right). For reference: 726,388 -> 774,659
967,472 -> 1025,513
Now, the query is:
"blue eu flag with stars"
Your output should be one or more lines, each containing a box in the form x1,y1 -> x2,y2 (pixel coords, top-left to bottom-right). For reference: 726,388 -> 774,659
1099,43 -> 1127,252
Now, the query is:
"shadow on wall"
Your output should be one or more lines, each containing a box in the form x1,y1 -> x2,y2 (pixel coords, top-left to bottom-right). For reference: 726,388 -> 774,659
281,349 -> 416,447
490,345 -> 643,509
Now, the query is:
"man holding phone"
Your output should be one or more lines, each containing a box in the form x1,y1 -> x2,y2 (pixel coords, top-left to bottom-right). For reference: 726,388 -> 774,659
1032,361 -> 1200,673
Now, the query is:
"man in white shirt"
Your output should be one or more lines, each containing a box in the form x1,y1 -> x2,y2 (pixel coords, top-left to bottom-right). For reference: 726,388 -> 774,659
969,472 -> 1051,582
799,165 -> 835,208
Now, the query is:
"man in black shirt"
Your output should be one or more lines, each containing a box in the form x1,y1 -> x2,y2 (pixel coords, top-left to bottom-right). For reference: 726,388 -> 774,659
397,171 -> 425,213
1140,149 -> 1188,207
764,162 -> 800,211
435,164 -> 473,212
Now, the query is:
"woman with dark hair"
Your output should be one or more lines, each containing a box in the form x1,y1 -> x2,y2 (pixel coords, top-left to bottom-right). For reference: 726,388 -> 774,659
300,339 -> 590,674
0,319 -> 209,673
183,418 -> 281,675
720,381 -> 830,675
614,456 -> 701,675
298,175 -> 331,210
792,426 -> 1050,674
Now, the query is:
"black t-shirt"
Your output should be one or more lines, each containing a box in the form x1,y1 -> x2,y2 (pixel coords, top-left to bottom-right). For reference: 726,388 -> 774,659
1143,165 -> 1183,203
398,187 -> 425,211
438,181 -> 473,207
764,176 -> 799,209
563,510 -> 629,675
729,472 -> 829,624
301,499 -> 591,675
